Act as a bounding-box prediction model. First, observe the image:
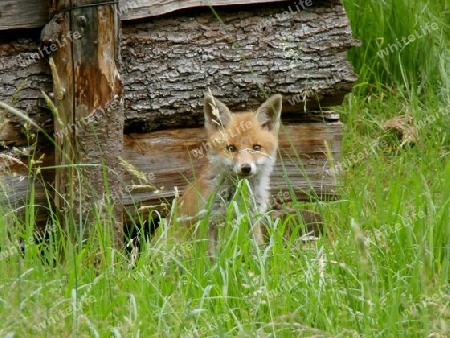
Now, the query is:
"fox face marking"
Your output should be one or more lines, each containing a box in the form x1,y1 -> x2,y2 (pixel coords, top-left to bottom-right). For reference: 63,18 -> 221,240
203,94 -> 282,179
177,94 -> 282,253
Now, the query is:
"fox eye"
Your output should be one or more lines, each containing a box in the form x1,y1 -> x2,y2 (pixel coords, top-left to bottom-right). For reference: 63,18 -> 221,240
226,144 -> 237,152
253,144 -> 262,151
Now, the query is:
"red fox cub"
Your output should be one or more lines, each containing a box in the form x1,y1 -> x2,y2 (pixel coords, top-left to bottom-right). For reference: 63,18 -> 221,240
177,94 -> 282,253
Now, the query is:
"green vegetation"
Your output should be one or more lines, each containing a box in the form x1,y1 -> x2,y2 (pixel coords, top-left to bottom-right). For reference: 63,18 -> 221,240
1,0 -> 449,336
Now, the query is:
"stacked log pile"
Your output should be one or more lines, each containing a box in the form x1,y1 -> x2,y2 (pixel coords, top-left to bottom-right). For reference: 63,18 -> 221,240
0,0 -> 358,225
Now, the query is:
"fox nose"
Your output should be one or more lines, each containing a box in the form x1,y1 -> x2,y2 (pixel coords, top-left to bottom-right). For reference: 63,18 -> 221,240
241,164 -> 252,175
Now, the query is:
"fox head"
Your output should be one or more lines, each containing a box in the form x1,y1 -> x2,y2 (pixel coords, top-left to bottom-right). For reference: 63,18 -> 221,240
203,94 -> 282,177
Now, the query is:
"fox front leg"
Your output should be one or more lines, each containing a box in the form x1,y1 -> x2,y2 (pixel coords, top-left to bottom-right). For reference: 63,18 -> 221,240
208,221 -> 218,259
252,222 -> 266,246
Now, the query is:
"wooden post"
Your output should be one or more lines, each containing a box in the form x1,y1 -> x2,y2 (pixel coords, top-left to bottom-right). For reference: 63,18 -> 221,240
49,0 -> 124,245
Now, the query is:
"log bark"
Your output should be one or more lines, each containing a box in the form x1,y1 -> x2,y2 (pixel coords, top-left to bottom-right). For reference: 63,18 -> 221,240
1,1 -> 357,137
122,1 -> 358,133
0,31 -> 53,137
50,0 -> 124,244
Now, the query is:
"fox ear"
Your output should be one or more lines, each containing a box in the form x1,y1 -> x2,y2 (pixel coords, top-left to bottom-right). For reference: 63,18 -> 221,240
255,94 -> 282,131
204,95 -> 232,131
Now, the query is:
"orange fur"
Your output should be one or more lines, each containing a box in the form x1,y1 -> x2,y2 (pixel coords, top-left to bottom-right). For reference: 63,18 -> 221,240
176,94 -> 282,253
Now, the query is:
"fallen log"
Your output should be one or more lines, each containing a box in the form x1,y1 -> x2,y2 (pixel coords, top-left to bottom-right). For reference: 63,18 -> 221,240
1,1 -> 357,137
122,1 -> 358,132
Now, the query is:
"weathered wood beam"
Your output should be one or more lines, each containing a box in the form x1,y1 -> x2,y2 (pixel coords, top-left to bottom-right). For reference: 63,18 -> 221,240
1,121 -> 342,224
0,0 -> 341,30
118,0 -> 340,20
0,0 -> 49,30
50,0 -> 124,244
121,122 -> 342,221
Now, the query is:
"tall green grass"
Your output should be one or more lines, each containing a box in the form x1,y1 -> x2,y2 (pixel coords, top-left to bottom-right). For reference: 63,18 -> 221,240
1,0 -> 449,336
344,0 -> 450,98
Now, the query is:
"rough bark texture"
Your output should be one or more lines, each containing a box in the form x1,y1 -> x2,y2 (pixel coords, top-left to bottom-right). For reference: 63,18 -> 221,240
122,1 -> 358,133
1,1 -> 357,136
0,31 -> 53,137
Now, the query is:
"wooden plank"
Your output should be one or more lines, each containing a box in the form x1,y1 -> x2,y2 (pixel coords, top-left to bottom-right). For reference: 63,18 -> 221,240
0,0 -> 341,30
119,0 -> 304,20
48,1 -> 77,236
1,122 -> 342,224
50,0 -> 124,244
0,0 -> 48,30
119,122 -> 343,221
0,151 -> 55,225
